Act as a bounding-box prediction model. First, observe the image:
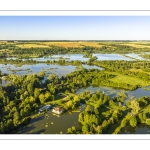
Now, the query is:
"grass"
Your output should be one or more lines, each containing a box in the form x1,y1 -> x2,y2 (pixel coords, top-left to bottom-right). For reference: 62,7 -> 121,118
129,68 -> 150,75
106,71 -> 150,87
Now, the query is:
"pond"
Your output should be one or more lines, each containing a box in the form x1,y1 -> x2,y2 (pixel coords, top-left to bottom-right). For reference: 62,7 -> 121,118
51,54 -> 89,62
93,53 -> 132,61
76,86 -> 150,100
0,64 -> 102,77
0,64 -> 76,77
0,79 -> 8,86
125,53 -> 145,60
7,54 -> 89,62
0,63 -> 103,86
119,124 -> 150,134
16,104 -> 86,134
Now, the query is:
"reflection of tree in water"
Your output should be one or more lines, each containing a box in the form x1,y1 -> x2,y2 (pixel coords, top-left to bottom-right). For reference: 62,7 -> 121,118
146,124 -> 150,130
120,127 -> 126,134
44,111 -> 50,119
78,122 -> 82,130
137,123 -> 145,129
125,126 -> 136,134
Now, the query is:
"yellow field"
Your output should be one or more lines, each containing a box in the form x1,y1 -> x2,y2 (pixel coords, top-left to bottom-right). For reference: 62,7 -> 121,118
43,42 -> 103,48
16,44 -> 49,48
118,42 -> 150,48
13,42 -> 104,48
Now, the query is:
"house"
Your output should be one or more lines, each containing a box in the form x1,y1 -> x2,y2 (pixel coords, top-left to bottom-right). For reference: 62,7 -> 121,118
39,105 -> 51,113
52,107 -> 64,115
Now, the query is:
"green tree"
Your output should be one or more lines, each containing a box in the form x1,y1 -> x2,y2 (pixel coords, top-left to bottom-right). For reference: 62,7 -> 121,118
39,71 -> 45,77
13,111 -> 20,126
34,88 -> 40,100
129,116 -> 137,127
39,93 -> 45,104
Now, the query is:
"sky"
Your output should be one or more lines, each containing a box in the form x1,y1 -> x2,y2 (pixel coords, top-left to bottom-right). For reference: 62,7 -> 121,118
0,16 -> 150,40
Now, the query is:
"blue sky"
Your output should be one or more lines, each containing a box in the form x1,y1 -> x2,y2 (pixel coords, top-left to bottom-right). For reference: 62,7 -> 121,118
0,16 -> 150,40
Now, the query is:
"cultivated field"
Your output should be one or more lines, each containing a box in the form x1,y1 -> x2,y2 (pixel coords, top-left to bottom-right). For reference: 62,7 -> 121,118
118,42 -> 150,48
15,42 -> 104,48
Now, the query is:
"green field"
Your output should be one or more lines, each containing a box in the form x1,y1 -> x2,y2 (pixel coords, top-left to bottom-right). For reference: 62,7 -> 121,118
107,71 -> 150,87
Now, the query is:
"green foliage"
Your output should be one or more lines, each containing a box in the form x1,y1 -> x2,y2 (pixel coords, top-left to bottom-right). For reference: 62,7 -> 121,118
39,71 -> 45,77
138,113 -> 147,123
129,116 -> 137,127
121,118 -> 127,128
127,100 -> 140,115
146,119 -> 150,125
67,126 -> 78,134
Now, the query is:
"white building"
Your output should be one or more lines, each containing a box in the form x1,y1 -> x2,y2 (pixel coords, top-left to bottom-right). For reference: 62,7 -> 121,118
52,107 -> 64,115
39,105 -> 51,113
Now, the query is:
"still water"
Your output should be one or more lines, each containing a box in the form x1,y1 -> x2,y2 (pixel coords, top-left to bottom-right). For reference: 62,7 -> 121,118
125,53 -> 144,60
76,86 -> 150,100
0,64 -> 102,86
93,54 -> 132,60
119,124 -> 150,134
16,104 -> 86,134
0,64 -> 76,77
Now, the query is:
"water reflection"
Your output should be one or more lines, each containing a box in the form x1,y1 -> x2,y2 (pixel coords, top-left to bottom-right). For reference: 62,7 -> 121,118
0,64 -> 76,78
125,53 -> 144,60
93,53 -> 132,60
7,53 -> 135,62
119,124 -> 150,134
17,104 -> 85,134
76,86 -> 150,100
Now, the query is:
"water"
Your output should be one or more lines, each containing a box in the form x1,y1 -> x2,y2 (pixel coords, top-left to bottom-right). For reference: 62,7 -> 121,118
0,79 -> 8,86
0,64 -> 76,78
7,54 -> 89,62
82,64 -> 103,70
7,53 -> 134,62
17,104 -> 86,134
76,86 -> 150,100
119,124 -> 150,134
93,54 -> 132,60
52,54 -> 89,62
125,53 -> 144,60
0,63 -> 103,87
